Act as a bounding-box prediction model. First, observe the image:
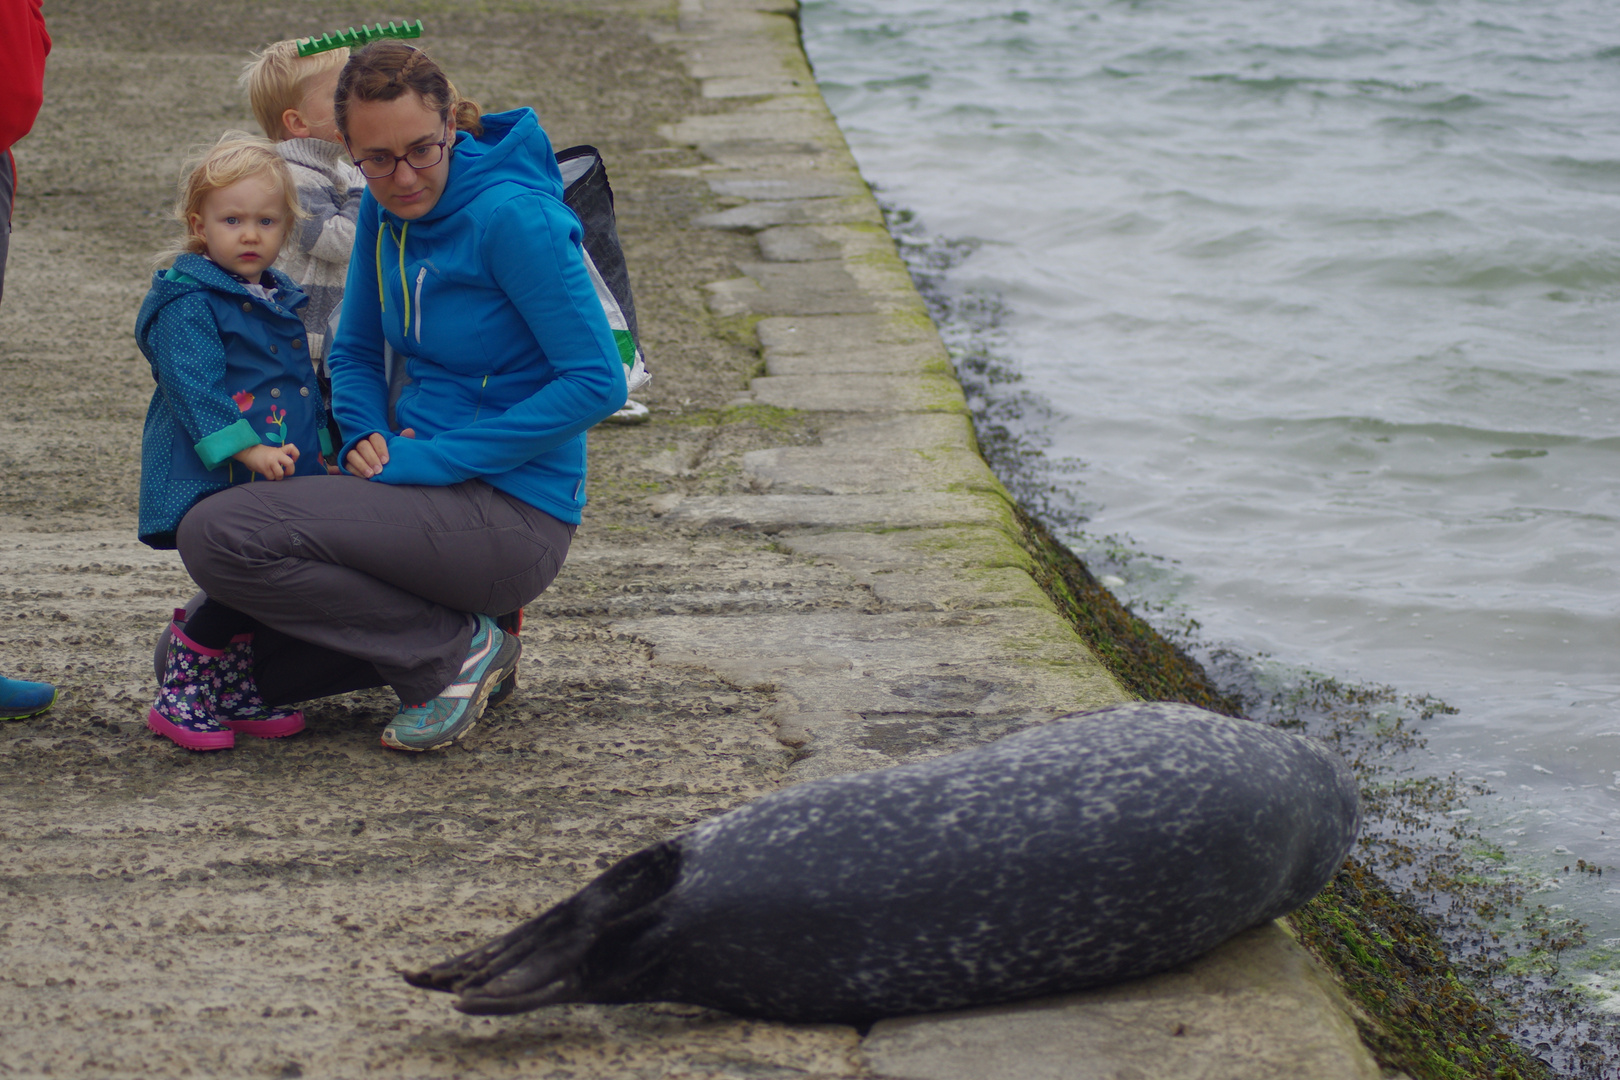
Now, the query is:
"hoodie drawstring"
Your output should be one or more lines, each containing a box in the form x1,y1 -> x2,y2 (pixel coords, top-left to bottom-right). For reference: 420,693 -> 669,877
375,226 -> 386,312
397,221 -> 411,339
377,220 -> 412,341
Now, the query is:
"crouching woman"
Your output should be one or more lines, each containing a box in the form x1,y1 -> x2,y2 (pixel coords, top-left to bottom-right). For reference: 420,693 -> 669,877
166,41 -> 626,751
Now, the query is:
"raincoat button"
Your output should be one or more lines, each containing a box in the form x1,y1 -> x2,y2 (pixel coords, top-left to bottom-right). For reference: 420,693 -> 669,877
293,339 -> 305,350
241,302 -> 252,312
299,386 -> 310,397
270,387 -> 282,398
269,345 -> 279,354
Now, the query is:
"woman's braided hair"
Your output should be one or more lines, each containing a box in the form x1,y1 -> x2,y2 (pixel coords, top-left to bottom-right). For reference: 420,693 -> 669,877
334,41 -> 483,138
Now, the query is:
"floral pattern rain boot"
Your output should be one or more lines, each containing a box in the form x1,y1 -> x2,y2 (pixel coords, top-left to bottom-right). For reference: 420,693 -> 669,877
215,634 -> 304,739
147,622 -> 234,751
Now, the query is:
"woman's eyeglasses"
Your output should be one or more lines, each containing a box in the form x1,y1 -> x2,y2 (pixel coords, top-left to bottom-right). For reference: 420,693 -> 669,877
352,138 -> 448,179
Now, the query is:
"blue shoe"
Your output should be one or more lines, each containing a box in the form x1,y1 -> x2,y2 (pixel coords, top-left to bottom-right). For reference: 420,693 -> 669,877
0,676 -> 57,720
381,615 -> 519,752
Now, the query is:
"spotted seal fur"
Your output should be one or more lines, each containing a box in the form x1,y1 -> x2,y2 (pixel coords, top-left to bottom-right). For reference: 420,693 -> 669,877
405,701 -> 1360,1023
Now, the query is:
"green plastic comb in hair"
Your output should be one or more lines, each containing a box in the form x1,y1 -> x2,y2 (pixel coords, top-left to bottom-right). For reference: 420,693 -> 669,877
296,20 -> 423,58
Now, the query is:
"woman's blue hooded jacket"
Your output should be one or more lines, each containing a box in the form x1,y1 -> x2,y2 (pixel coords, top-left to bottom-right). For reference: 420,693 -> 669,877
326,108 -> 627,524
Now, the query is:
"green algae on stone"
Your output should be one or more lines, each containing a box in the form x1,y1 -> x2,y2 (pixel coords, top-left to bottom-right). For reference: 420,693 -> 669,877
1009,502 -> 1236,712
721,403 -> 804,431
1291,863 -> 1553,1080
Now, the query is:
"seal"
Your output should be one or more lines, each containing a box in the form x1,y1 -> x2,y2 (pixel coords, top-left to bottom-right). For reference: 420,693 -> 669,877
405,701 -> 1361,1024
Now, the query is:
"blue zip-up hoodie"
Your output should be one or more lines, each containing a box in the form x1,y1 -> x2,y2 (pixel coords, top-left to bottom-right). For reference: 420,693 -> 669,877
327,108 -> 627,524
134,253 -> 325,548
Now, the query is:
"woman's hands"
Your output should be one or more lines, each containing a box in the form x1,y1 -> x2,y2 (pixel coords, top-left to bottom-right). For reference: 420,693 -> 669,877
233,442 -> 300,480
345,429 -> 415,478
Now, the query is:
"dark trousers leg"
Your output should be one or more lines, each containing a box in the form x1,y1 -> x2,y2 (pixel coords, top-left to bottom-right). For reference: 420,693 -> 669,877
155,592 -> 388,707
1,149 -> 15,311
176,476 -> 573,704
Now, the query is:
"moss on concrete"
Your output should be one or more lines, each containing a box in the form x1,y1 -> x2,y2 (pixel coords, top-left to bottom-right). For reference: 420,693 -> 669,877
1011,503 -> 1235,712
712,311 -> 768,348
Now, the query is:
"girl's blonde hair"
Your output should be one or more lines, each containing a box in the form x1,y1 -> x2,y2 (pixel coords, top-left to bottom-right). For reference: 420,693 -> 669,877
158,133 -> 305,267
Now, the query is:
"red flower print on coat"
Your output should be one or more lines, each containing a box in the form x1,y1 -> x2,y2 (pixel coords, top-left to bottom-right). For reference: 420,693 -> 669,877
232,390 -> 255,413
263,405 -> 288,446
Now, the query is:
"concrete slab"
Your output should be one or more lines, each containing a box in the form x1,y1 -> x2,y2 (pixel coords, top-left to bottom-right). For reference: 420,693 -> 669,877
622,606 -> 1127,775
663,138 -> 829,170
656,490 -> 1003,531
749,372 -> 966,412
753,221 -> 893,258
758,313 -> 951,376
687,18 -> 816,99
662,99 -> 848,156
742,444 -> 996,495
708,240 -> 923,321
538,529 -> 1042,621
757,226 -> 844,260
705,260 -> 875,315
694,196 -> 884,231
818,413 -> 979,450
776,529 -> 1050,613
707,175 -> 867,201
685,47 -> 802,82
701,75 -> 810,98
777,525 -> 1037,575
862,922 -> 1383,1080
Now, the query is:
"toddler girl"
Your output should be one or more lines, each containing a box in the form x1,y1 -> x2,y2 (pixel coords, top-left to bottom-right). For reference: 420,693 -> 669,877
136,135 -> 327,751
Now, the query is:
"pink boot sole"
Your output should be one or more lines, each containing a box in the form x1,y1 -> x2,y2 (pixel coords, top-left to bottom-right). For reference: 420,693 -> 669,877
221,711 -> 305,739
147,708 -> 235,751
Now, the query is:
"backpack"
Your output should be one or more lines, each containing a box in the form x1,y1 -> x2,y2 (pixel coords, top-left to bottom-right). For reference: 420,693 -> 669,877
557,145 -> 650,397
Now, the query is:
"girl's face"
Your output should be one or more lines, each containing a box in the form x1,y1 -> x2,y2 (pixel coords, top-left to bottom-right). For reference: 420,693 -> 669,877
344,92 -> 451,221
188,174 -> 290,284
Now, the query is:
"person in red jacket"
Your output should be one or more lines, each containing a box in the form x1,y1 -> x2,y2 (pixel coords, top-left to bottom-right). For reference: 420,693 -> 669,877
0,0 -> 56,721
1,0 -> 50,310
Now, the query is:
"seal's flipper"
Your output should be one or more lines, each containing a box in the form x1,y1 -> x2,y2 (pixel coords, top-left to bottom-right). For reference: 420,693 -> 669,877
404,840 -> 682,1011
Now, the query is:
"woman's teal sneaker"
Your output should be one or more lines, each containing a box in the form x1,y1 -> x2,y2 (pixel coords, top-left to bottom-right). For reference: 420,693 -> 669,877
0,676 -> 57,720
381,615 -> 520,752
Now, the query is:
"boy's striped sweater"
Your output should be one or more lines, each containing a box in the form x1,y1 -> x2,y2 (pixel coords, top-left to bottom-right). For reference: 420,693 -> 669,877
275,138 -> 363,366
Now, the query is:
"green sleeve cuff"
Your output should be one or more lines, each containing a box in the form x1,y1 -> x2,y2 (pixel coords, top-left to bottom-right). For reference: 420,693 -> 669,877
195,419 -> 262,471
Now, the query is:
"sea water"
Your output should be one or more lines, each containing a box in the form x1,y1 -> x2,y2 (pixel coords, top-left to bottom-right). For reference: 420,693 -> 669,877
799,0 -> 1620,981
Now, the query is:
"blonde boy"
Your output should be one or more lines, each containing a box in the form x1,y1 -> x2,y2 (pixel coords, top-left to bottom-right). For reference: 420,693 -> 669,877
239,40 -> 363,364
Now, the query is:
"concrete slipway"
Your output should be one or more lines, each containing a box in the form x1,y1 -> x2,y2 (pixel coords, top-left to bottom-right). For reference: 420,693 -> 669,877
0,0 -> 1387,1076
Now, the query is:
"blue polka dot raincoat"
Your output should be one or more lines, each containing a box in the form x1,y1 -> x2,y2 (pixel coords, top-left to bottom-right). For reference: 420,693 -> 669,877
135,252 -> 327,548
